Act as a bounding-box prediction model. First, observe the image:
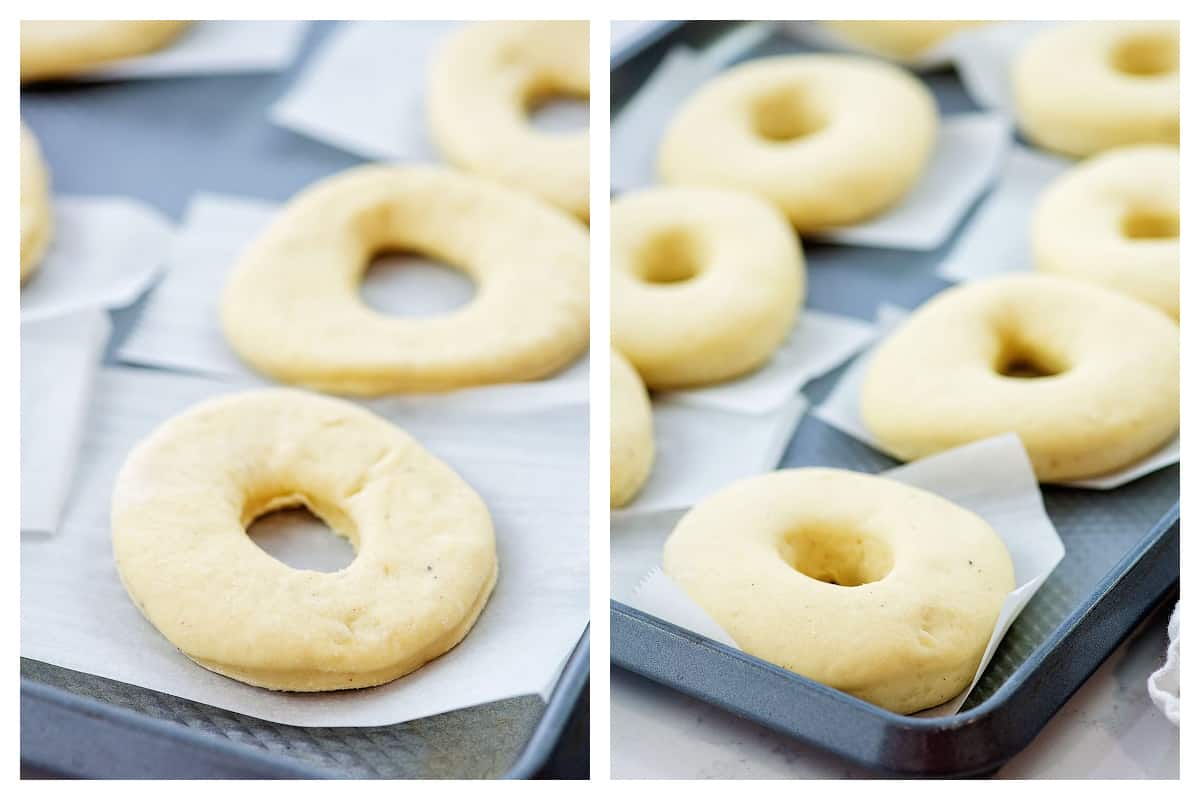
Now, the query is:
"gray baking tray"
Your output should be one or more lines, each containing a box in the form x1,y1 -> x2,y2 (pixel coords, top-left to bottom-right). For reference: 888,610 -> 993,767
20,21 -> 588,779
609,21 -> 1180,777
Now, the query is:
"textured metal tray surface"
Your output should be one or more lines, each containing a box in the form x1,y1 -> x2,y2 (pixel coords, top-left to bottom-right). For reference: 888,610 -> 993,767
20,21 -> 588,779
610,21 -> 1180,775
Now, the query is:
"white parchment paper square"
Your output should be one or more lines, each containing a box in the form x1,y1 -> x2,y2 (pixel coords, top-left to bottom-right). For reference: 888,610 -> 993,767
816,113 -> 1011,251
615,433 -> 1065,716
777,20 -> 982,70
76,21 -> 310,81
615,396 -> 807,517
937,146 -> 1070,282
610,42 -> 1009,251
814,305 -> 1180,489
20,309 -> 111,535
271,21 -> 458,161
20,196 -> 173,322
21,366 -> 587,727
658,309 -> 873,414
116,193 -> 588,408
948,22 -> 1057,115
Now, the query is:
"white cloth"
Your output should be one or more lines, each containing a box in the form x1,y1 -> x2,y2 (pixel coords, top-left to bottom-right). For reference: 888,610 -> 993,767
1148,604 -> 1180,725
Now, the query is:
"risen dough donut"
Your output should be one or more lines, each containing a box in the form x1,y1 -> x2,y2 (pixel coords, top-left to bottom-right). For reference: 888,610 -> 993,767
429,21 -> 589,220
20,124 -> 52,284
21,20 -> 190,82
861,275 -> 1180,482
659,55 -> 937,231
612,186 -> 803,389
821,21 -> 988,60
611,349 -> 654,508
1032,145 -> 1178,319
221,164 -> 589,395
664,469 -> 1014,714
1012,22 -> 1179,157
112,389 -> 497,692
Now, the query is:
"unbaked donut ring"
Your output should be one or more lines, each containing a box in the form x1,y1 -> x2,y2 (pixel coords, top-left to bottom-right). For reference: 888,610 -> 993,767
820,20 -> 988,61
611,186 -> 803,389
1012,22 -> 1179,158
20,123 -> 52,284
664,468 -> 1014,714
1032,145 -> 1178,319
658,55 -> 937,231
112,388 -> 497,692
611,348 -> 654,508
861,275 -> 1180,481
20,20 -> 190,82
429,21 -> 589,220
221,164 -> 589,396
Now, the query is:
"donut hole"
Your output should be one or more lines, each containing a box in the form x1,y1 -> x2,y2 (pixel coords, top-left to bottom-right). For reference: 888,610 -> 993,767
993,341 -> 1067,379
524,84 -> 590,133
1122,208 -> 1179,240
751,85 -> 828,143
635,228 -> 706,284
778,526 -> 894,587
1111,34 -> 1178,77
247,504 -> 357,573
360,249 -> 476,318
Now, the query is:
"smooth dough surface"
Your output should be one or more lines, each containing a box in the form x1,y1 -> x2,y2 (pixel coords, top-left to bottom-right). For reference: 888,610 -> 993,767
20,123 -> 52,284
112,389 -> 497,692
861,275 -> 1180,481
21,20 -> 190,82
429,21 -> 589,220
610,349 -> 654,508
664,468 -> 1014,714
611,186 -> 803,389
821,20 -> 988,60
1012,21 -> 1179,157
1032,145 -> 1178,319
658,55 -> 937,231
221,164 -> 589,395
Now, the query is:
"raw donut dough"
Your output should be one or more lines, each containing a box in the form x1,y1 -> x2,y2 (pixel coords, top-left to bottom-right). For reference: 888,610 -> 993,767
821,21 -> 987,60
221,164 -> 589,395
1012,22 -> 1179,157
861,275 -> 1180,482
112,388 -> 497,692
611,186 -> 803,389
611,349 -> 654,508
658,55 -> 937,231
1032,145 -> 1178,319
429,21 -> 589,220
21,20 -> 190,82
20,124 -> 52,284
664,468 -> 1014,714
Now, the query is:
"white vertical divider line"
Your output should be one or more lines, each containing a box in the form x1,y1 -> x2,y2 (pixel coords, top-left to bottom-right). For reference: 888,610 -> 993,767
588,15 -> 613,782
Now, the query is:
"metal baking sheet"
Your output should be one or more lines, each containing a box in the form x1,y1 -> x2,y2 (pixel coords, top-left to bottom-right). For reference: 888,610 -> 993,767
20,21 -> 588,779
609,20 -> 1180,777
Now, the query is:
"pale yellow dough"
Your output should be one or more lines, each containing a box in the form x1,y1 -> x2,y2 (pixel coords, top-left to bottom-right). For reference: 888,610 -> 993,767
21,20 -> 190,82
112,389 -> 497,692
429,21 -> 589,221
821,21 -> 988,60
658,55 -> 937,231
861,276 -> 1180,482
611,186 -> 803,389
664,468 -> 1014,714
20,124 -> 52,284
611,349 -> 654,508
221,164 -> 589,396
1012,22 -> 1179,158
1032,145 -> 1178,319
